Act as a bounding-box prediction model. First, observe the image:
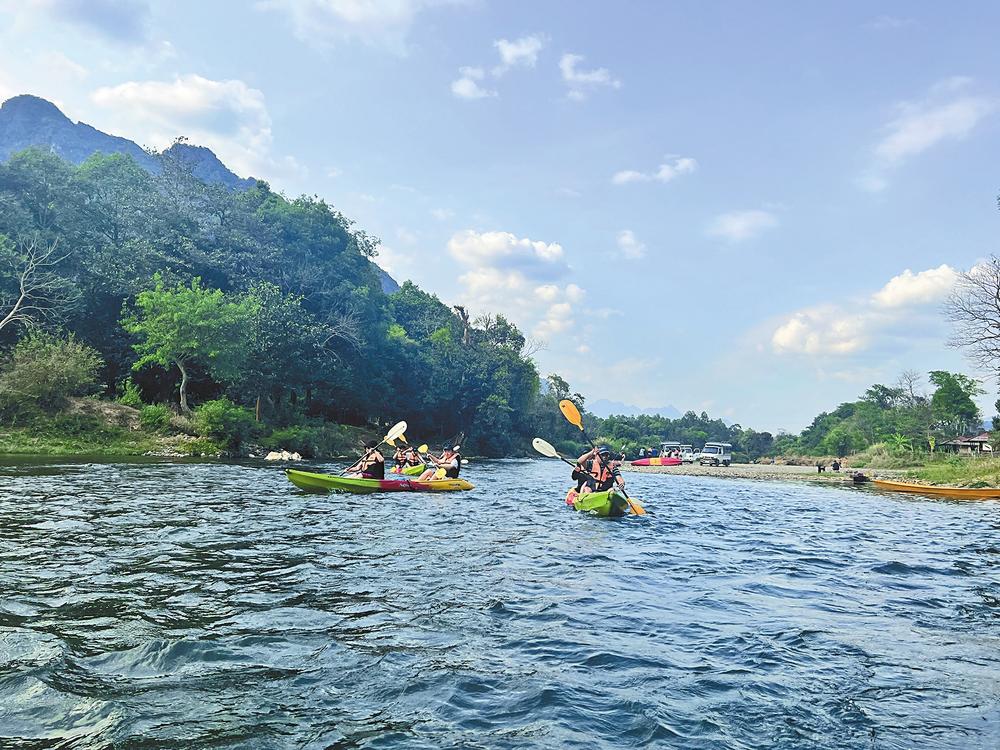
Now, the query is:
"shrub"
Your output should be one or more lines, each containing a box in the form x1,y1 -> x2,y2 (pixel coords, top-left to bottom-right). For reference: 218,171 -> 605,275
0,332 -> 102,415
263,421 -> 361,458
139,404 -> 172,432
194,398 -> 258,448
118,377 -> 144,408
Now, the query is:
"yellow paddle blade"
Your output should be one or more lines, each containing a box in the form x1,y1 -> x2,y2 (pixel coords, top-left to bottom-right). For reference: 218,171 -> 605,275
559,399 -> 584,430
399,433 -> 407,443
434,468 -> 446,479
386,437 -> 396,447
417,444 -> 428,453
627,497 -> 647,516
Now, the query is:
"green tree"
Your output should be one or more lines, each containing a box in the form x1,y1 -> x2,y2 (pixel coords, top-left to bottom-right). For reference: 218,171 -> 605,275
929,370 -> 982,436
123,275 -> 251,412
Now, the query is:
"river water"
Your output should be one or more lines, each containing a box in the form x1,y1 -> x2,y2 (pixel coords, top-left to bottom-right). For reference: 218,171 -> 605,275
1,458 -> 998,749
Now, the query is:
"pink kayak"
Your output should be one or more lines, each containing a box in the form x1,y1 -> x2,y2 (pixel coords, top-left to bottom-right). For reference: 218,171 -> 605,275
630,456 -> 682,467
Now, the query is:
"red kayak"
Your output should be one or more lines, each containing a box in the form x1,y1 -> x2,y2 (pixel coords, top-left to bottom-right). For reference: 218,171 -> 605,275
630,456 -> 682,467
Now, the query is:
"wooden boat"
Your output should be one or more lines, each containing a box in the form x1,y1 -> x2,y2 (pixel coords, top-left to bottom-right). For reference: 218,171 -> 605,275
872,479 -> 1000,499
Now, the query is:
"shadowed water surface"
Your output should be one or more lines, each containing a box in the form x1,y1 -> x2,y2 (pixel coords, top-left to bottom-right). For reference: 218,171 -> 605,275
1,458 -> 998,748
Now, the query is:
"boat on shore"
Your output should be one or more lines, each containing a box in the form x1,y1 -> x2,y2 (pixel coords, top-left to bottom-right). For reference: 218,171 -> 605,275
872,479 -> 1000,499
630,456 -> 682,467
286,469 -> 473,494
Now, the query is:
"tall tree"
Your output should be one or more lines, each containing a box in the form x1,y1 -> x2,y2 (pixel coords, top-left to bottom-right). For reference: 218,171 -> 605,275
122,275 -> 251,412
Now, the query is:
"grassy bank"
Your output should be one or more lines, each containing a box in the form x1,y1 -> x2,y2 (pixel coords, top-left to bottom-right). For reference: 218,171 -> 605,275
830,443 -> 1000,487
0,397 -> 373,459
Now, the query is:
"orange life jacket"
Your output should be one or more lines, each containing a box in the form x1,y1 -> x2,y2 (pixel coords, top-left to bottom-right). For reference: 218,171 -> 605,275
591,457 -> 613,484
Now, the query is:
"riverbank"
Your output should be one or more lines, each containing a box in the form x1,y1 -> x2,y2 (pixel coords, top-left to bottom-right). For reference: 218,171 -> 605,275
624,462 -> 907,484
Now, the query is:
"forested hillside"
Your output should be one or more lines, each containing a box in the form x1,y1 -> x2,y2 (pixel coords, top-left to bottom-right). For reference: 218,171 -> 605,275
0,141 -> 989,460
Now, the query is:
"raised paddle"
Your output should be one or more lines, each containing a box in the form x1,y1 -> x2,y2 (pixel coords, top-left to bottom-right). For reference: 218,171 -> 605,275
557,400 -> 646,516
342,420 -> 407,475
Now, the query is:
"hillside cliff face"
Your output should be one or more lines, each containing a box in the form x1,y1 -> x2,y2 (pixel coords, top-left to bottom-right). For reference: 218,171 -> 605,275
0,94 -> 399,289
0,95 -> 251,190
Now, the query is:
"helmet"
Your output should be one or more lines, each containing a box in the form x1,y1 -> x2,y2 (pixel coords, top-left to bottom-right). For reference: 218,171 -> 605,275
597,445 -> 612,457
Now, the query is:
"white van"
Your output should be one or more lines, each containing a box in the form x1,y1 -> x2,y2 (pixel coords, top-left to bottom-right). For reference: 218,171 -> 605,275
679,445 -> 697,463
699,442 -> 732,467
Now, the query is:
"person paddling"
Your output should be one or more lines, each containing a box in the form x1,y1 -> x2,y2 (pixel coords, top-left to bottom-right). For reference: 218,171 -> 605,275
347,440 -> 385,479
576,444 -> 625,495
405,445 -> 422,468
418,446 -> 461,481
392,445 -> 407,472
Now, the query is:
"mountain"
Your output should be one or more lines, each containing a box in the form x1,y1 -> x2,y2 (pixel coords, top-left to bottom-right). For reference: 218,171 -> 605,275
0,94 -> 252,190
0,94 -> 400,289
0,94 -> 159,171
161,141 -> 255,190
587,399 -> 683,419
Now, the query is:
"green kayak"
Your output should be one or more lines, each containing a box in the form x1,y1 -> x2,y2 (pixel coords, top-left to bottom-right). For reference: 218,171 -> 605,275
286,469 -> 474,494
390,463 -> 425,476
565,487 -> 630,517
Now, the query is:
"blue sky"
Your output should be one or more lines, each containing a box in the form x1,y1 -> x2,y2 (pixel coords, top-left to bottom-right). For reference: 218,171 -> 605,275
1,0 -> 998,430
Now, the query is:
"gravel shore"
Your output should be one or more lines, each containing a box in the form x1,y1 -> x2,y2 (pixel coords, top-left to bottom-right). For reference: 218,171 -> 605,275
623,462 -> 906,484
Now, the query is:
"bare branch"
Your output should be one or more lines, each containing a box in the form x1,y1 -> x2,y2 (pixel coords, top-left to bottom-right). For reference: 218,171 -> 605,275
0,236 -> 78,334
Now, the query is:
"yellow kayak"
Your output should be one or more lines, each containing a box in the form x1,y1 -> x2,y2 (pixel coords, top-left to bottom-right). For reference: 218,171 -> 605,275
872,479 -> 1000,499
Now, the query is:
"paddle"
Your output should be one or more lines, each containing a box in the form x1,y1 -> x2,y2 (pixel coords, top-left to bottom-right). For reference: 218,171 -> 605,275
342,420 -> 407,475
558,400 -> 646,515
532,437 -> 585,471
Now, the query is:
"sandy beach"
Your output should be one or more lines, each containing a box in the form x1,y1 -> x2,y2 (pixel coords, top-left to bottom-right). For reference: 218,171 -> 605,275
623,462 -> 906,484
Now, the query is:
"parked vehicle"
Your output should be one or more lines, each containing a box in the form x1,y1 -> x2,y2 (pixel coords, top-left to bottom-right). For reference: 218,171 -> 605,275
659,441 -> 681,457
679,445 -> 697,463
699,442 -> 732,467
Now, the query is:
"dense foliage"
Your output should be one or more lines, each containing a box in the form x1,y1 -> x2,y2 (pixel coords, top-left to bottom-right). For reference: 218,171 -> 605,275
0,147 -> 989,460
0,147 -> 547,454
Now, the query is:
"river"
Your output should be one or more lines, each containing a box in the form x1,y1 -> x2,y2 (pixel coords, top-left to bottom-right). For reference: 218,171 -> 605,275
1,458 -> 998,749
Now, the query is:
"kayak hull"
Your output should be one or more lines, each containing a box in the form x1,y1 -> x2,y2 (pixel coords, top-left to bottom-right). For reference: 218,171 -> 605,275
872,479 -> 1000,499
286,469 -> 473,494
630,457 -> 682,467
565,487 -> 630,517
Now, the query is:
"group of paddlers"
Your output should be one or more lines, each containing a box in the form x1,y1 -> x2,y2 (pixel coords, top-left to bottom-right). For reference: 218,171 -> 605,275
345,441 -> 462,482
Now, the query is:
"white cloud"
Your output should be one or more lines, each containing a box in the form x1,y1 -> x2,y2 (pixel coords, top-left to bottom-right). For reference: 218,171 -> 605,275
90,74 -> 303,183
707,209 -> 778,242
257,0 -> 458,52
769,264 -> 960,356
38,51 -> 88,80
862,78 -> 995,190
450,66 -> 496,100
866,15 -> 916,30
616,229 -> 646,260
448,229 -> 566,278
612,156 -> 697,185
559,53 -> 620,100
430,207 -> 454,221
871,264 -> 958,308
447,229 -> 583,341
493,34 -> 545,75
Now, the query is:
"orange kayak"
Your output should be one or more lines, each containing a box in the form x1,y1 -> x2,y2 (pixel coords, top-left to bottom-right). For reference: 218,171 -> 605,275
872,479 -> 1000,499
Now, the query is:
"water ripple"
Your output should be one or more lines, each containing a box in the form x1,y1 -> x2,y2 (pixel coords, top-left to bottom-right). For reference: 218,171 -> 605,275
1,458 -> 999,748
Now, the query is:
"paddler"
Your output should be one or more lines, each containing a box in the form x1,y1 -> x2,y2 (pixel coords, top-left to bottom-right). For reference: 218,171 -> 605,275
405,445 -> 422,468
346,440 -> 385,479
391,444 -> 407,472
576,444 -> 626,495
418,445 -> 461,481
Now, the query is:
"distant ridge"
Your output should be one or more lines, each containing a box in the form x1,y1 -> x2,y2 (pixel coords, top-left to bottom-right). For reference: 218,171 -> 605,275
588,399 -> 682,419
0,94 -> 399,290
0,94 -> 253,189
